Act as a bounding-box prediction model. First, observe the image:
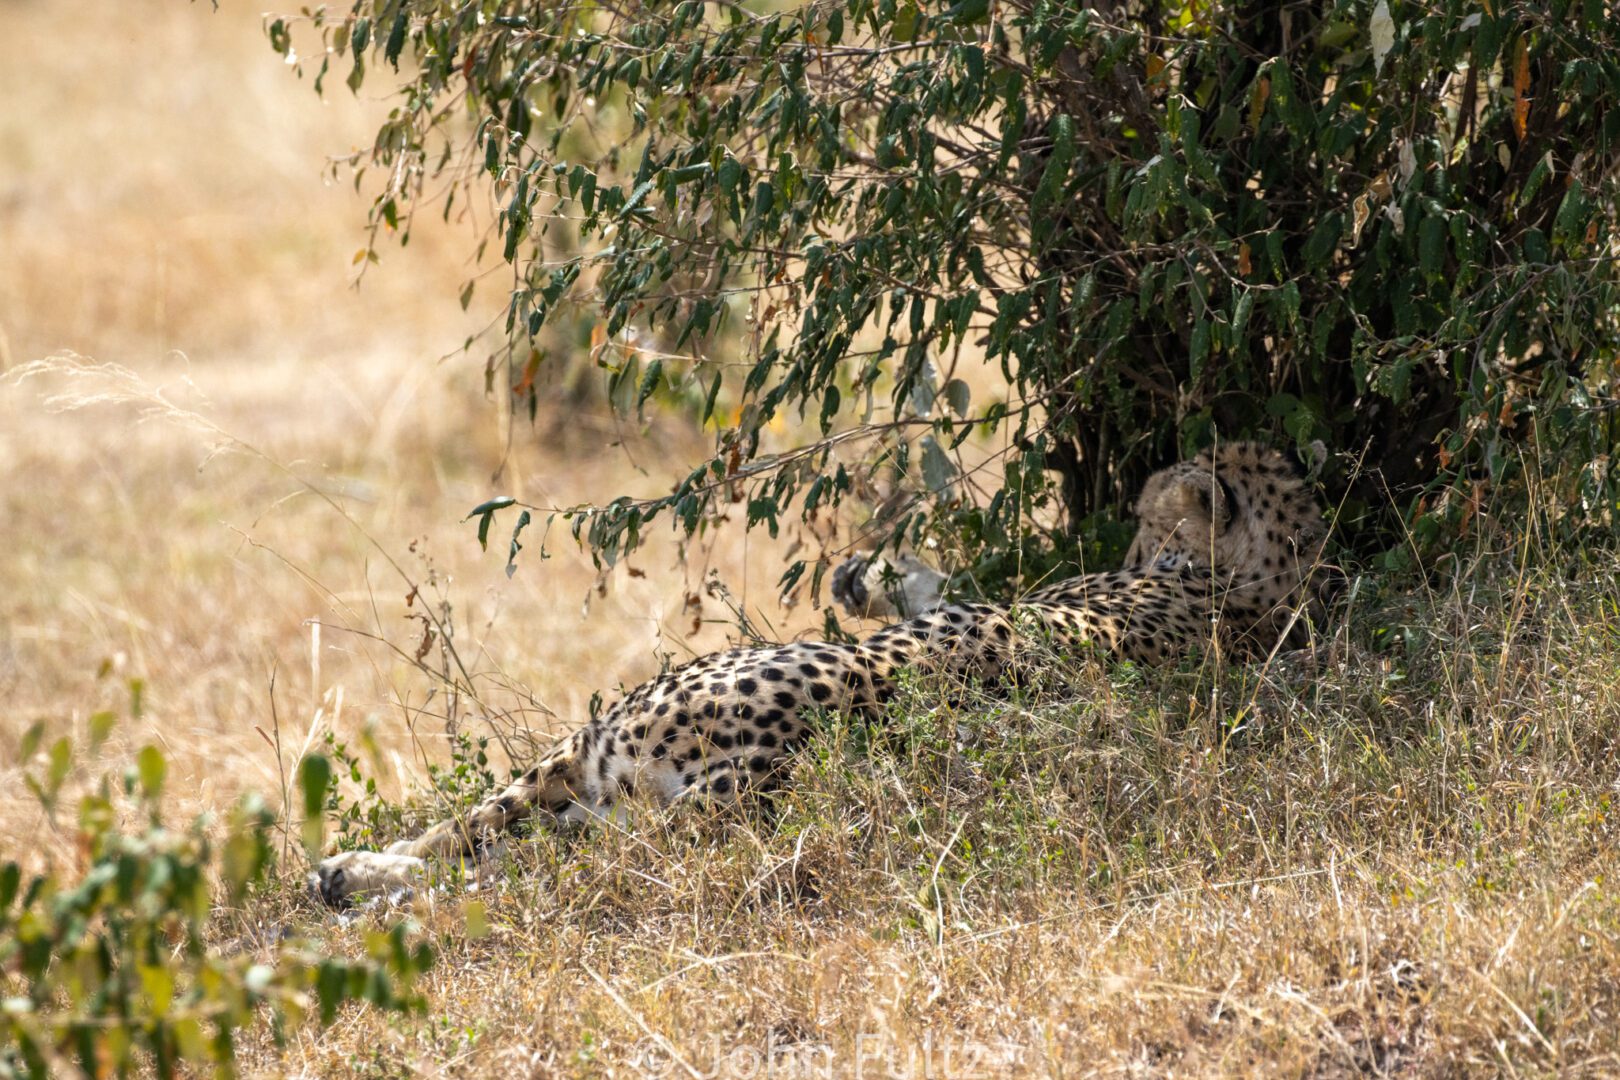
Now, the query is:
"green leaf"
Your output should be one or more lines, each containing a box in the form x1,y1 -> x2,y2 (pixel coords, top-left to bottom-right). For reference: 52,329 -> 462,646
946,0 -> 989,23
139,965 -> 176,1017
19,721 -> 44,764
89,711 -> 116,750
466,497 -> 516,551
316,961 -> 346,1026
1419,214 -> 1447,278
47,736 -> 72,794
777,559 -> 808,596
1519,152 -> 1553,208
819,385 -> 841,432
506,510 -> 533,579
384,12 -> 407,69
1232,290 -> 1254,339
299,755 -> 332,857
920,435 -> 956,494
1189,319 -> 1211,374
300,753 -> 331,815
1031,115 -> 1076,225
1553,179 -> 1588,245
893,2 -> 919,41
0,862 -> 20,912
621,178 -> 657,217
702,371 -> 724,425
1303,213 -> 1343,269
223,798 -> 271,902
636,359 -> 664,411
136,745 -> 165,799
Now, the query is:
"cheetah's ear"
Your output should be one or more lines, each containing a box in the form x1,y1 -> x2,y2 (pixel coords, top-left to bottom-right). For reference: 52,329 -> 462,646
1157,471 -> 1233,532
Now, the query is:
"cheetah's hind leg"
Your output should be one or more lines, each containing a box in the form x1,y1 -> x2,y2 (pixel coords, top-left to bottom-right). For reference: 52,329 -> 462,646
662,754 -> 791,827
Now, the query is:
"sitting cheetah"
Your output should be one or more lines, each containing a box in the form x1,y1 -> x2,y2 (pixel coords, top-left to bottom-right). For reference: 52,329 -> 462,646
314,442 -> 1327,905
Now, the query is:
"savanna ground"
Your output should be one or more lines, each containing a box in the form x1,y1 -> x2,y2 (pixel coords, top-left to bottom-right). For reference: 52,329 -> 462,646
4,3 -> 1620,1076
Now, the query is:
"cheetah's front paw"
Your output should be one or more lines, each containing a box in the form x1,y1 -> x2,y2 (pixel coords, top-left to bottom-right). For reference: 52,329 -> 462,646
830,553 -> 946,619
311,849 -> 426,908
830,554 -> 874,615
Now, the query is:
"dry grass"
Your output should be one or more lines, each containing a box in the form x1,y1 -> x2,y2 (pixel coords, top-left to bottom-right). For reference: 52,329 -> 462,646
4,2 -> 1620,1077
230,563 -> 1620,1078
0,0 -> 829,843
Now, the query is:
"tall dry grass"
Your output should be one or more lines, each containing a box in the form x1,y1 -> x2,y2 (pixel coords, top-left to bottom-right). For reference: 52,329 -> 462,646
224,553 -> 1620,1077
3,3 -> 1619,1077
0,1 -> 831,864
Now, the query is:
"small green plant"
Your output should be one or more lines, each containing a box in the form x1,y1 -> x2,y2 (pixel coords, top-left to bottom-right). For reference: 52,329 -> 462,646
423,730 -> 500,819
319,723 -> 518,857
318,725 -> 414,852
0,720 -> 433,1079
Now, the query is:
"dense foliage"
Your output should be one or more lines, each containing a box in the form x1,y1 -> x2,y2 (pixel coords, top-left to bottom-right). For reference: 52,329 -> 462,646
272,0 -> 1620,586
0,720 -> 430,1079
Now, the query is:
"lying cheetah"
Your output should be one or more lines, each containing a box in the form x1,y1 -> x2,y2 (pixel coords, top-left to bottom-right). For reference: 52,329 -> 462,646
315,442 -> 1327,905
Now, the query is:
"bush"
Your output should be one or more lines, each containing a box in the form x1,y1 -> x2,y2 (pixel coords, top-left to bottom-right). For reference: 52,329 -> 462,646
267,0 -> 1620,586
0,719 -> 431,1079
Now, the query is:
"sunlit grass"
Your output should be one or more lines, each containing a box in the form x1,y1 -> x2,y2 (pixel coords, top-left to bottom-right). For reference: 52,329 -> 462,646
199,547 -> 1620,1077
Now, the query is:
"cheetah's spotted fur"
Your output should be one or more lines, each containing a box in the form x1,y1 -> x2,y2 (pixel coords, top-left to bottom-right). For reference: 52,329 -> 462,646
315,443 -> 1327,905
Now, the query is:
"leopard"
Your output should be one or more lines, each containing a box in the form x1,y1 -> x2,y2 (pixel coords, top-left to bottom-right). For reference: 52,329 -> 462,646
314,441 -> 1328,906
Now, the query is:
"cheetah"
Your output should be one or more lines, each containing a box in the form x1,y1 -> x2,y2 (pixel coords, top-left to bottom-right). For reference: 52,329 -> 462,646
314,442 -> 1328,905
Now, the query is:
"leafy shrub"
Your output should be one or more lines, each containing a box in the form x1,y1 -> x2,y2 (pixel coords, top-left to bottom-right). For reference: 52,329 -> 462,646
267,0 -> 1619,585
0,720 -> 431,1079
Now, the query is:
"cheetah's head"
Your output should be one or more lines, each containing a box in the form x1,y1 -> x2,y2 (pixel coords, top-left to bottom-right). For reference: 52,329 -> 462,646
1126,443 -> 1330,638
